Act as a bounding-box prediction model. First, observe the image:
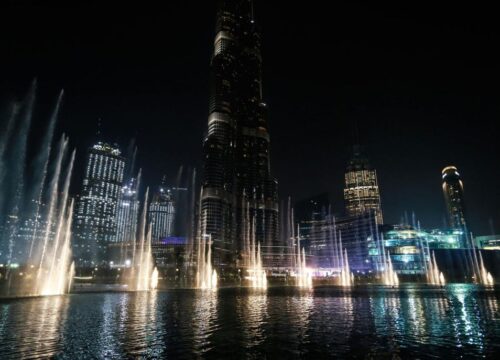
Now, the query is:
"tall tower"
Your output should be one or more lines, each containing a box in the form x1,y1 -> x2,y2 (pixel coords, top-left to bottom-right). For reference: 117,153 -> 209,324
442,166 -> 467,230
149,183 -> 175,242
73,142 -> 125,266
344,145 -> 384,224
114,177 -> 140,243
201,0 -> 278,266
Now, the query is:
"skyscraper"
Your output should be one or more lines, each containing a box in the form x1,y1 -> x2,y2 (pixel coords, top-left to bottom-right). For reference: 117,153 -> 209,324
201,0 -> 279,266
73,142 -> 125,266
114,177 -> 140,243
344,145 -> 384,224
442,166 -> 467,230
149,184 -> 175,242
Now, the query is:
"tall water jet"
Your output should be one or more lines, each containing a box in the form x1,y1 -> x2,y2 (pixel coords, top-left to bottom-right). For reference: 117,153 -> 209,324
478,251 -> 494,286
427,251 -> 445,286
196,233 -> 217,290
36,145 -> 76,297
248,226 -> 267,289
339,248 -> 353,287
0,85 -> 76,297
3,81 -> 36,265
381,250 -> 399,286
335,231 -> 353,287
150,267 -> 159,290
295,228 -> 312,288
127,189 -> 158,292
28,90 -> 64,258
243,204 -> 267,289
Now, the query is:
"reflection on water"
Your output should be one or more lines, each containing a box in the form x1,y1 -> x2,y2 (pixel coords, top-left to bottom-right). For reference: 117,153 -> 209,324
0,295 -> 68,359
236,292 -> 267,348
1,284 -> 500,358
192,290 -> 218,356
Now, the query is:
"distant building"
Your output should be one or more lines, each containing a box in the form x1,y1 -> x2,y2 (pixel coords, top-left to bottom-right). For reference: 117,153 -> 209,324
442,166 -> 467,231
114,178 -> 139,243
475,235 -> 500,250
298,211 -> 378,272
200,0 -> 279,266
369,225 -> 463,275
73,142 -> 125,266
151,236 -> 187,269
148,185 -> 175,242
294,193 -> 330,223
344,145 -> 384,225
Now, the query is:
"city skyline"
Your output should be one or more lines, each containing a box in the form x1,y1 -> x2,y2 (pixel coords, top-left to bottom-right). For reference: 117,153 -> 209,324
1,3 -> 500,359
0,1 -> 498,234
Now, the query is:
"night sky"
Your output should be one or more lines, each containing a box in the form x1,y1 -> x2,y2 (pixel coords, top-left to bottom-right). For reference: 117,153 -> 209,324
0,1 -> 498,234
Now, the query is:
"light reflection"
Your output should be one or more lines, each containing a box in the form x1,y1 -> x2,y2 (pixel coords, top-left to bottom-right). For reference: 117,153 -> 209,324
289,292 -> 314,345
97,294 -> 121,358
448,284 -> 485,350
1,296 -> 68,359
192,290 -> 218,355
237,292 -> 268,348
121,291 -> 162,358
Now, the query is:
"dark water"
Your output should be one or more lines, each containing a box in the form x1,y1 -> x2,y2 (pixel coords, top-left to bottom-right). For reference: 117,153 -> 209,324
1,284 -> 500,359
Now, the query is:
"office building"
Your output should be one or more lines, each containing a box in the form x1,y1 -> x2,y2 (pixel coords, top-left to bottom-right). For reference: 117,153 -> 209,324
344,145 -> 384,224
149,185 -> 175,242
114,178 -> 140,243
201,0 -> 279,265
73,142 -> 125,266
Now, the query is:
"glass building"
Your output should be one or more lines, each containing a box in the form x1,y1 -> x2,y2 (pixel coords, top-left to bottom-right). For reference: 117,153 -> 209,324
114,177 -> 139,243
149,185 -> 175,243
442,166 -> 467,231
475,235 -> 500,250
73,142 -> 125,266
344,145 -> 384,225
201,0 -> 278,266
369,225 -> 463,275
298,211 -> 378,273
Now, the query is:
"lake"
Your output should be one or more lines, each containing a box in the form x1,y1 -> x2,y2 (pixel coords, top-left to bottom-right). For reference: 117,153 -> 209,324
1,284 -> 499,359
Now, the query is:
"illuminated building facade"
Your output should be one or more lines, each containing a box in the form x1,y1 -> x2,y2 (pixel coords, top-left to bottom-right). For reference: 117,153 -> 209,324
201,0 -> 278,265
442,166 -> 467,231
149,185 -> 175,242
298,211 -> 378,272
475,235 -> 500,250
344,145 -> 384,225
114,178 -> 139,243
369,225 -> 463,275
73,142 -> 125,266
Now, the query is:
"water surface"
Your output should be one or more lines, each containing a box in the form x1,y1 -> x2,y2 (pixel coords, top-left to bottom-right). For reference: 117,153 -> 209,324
1,284 -> 499,359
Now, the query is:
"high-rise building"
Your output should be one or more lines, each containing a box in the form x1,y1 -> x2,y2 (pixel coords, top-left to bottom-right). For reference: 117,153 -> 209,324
442,166 -> 467,231
114,177 -> 140,243
73,142 -> 125,266
298,211 -> 378,272
344,145 -> 384,225
149,185 -> 175,242
201,0 -> 279,265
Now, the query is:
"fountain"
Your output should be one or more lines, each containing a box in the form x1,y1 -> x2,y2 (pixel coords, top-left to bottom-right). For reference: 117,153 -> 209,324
196,233 -> 217,290
248,240 -> 267,289
243,205 -> 267,289
295,229 -> 312,288
339,248 -> 353,287
381,250 -> 399,286
0,83 -> 75,297
478,252 -> 494,286
150,267 -> 159,290
427,251 -> 445,286
334,230 -> 353,287
126,189 -> 158,292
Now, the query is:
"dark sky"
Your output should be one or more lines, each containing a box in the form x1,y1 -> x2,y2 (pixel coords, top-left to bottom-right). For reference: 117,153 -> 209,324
0,1 -> 498,234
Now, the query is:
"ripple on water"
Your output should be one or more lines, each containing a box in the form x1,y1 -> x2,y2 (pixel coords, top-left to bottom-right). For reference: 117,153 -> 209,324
0,284 -> 499,359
